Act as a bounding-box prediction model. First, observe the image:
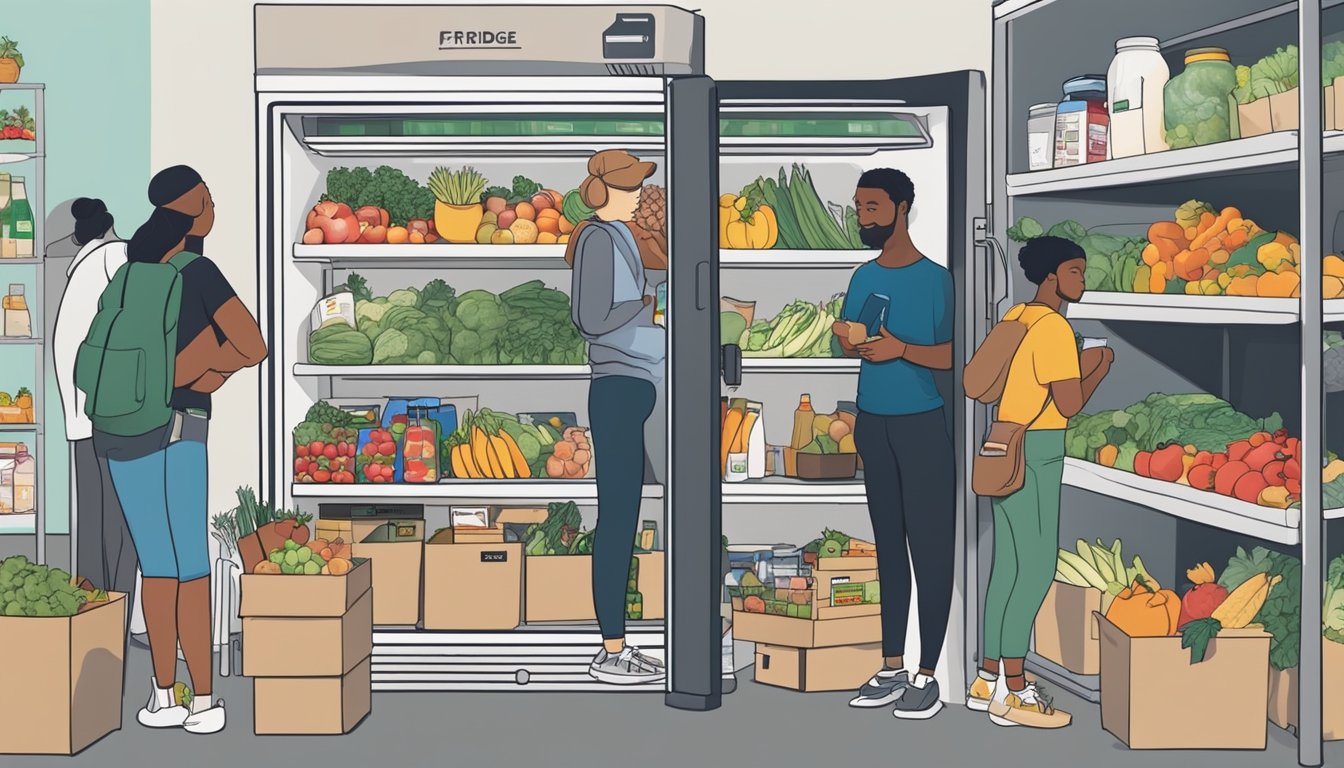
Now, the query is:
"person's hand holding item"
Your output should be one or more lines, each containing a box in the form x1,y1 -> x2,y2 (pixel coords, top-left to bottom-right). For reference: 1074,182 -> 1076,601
1080,346 -> 1115,377
856,325 -> 907,363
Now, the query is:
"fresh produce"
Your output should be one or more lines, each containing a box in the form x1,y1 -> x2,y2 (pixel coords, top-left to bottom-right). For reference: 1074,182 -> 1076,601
309,318 -> 374,365
444,408 -> 545,480
541,425 -> 591,480
739,294 -> 845,358
561,190 -> 594,229
1068,393 -> 1282,470
1054,538 -> 1156,613
720,398 -> 757,475
497,280 -> 587,365
523,501 -> 583,556
323,166 -> 436,228
357,427 -> 398,484
305,200 -> 361,245
0,38 -> 23,84
1326,554 -> 1344,645
292,400 -> 362,484
1182,565 -> 1283,664
0,556 -> 107,617
254,538 -> 352,576
800,528 -> 875,567
0,106 -> 35,141
1216,546 -> 1301,669
1177,562 -> 1230,629
1239,45 -> 1299,103
1105,576 -> 1181,638
1007,217 -> 1147,293
428,166 -> 488,244
719,183 -> 779,249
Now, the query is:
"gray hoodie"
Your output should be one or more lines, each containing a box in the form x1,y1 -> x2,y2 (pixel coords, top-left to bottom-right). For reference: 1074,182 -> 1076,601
570,220 -> 665,382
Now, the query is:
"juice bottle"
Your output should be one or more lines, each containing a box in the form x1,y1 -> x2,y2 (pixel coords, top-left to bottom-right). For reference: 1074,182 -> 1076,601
790,394 -> 814,450
3,284 -> 30,338
6,178 -> 33,259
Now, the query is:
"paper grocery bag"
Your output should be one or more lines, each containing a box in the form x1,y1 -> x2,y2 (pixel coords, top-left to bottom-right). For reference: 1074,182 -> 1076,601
1239,98 -> 1273,138
1269,87 -> 1300,132
1328,84 -> 1338,132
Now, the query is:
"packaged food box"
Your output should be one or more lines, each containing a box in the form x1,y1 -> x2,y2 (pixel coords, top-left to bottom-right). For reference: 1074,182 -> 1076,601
730,583 -> 880,624
755,642 -> 883,692
243,590 -> 372,678
422,541 -> 522,630
1097,612 -> 1270,749
254,656 -> 370,735
0,593 -> 127,755
1034,580 -> 1102,676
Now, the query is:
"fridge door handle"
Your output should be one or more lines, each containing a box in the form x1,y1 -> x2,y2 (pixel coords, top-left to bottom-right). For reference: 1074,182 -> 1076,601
696,261 -> 710,311
721,343 -> 742,387
975,217 -> 1009,321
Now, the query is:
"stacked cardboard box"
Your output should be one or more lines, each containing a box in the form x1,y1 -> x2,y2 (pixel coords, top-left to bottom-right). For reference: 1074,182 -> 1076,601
0,593 -> 127,755
733,559 -> 882,692
241,560 -> 372,735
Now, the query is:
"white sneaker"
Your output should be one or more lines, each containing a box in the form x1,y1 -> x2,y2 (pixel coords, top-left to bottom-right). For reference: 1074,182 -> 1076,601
137,682 -> 189,729
183,698 -> 226,735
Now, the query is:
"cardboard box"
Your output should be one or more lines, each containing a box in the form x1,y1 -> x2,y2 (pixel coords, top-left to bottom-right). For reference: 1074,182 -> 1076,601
796,452 -> 857,480
732,610 -> 881,649
755,643 -> 883,692
1269,87 -> 1300,132
244,590 -> 372,678
451,525 -> 505,544
811,569 -> 877,604
497,507 -> 549,525
240,558 -> 372,618
1034,581 -> 1102,676
523,551 -> 665,623
316,519 -> 352,544
814,555 -> 878,573
423,541 -> 523,630
254,656 -> 371,735
0,593 -> 126,755
1097,612 -> 1270,750
1328,84 -> 1338,131
1239,97 -> 1273,138
1267,639 -> 1344,740
353,521 -> 423,626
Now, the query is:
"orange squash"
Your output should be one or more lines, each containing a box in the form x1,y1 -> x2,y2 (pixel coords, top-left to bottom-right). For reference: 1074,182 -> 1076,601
1105,578 -> 1181,637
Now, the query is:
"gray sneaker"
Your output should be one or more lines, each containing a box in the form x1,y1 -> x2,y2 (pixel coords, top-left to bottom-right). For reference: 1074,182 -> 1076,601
848,670 -> 909,708
589,647 -> 666,685
893,675 -> 944,720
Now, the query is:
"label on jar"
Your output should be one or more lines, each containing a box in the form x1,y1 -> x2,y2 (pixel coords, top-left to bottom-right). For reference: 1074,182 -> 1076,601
1087,122 -> 1109,162
1029,132 -> 1051,170
1054,112 -> 1085,167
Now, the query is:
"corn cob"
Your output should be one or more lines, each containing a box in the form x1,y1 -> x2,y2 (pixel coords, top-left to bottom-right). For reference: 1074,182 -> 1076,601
1211,572 -> 1282,629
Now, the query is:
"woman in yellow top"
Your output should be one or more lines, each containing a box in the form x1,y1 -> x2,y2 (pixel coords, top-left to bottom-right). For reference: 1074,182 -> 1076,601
967,236 -> 1114,729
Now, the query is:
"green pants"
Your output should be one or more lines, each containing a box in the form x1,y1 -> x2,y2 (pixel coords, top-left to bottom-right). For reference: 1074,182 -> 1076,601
983,430 -> 1065,661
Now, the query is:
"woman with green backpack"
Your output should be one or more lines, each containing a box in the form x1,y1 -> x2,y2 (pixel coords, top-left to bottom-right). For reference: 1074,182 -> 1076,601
81,166 -> 266,735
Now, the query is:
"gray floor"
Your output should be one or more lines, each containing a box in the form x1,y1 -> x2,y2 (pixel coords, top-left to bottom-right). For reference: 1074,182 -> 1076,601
5,644 -> 1341,768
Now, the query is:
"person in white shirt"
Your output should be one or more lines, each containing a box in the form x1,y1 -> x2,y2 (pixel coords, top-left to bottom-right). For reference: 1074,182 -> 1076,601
53,198 -> 137,604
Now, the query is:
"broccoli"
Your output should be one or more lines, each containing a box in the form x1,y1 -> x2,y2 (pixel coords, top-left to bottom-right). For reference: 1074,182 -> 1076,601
511,175 -> 542,204
324,166 -> 374,208
356,166 -> 436,226
482,185 -> 512,203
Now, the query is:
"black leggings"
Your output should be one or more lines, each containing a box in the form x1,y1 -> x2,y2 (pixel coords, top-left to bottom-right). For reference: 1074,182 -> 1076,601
853,408 -> 957,670
589,375 -> 657,640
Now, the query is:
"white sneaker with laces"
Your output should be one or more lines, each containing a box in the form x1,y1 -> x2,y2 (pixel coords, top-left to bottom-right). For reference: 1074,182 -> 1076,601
183,698 -> 226,735
137,679 -> 189,729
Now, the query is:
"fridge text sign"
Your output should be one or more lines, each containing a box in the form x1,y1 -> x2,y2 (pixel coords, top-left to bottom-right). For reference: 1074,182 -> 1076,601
438,30 -> 521,50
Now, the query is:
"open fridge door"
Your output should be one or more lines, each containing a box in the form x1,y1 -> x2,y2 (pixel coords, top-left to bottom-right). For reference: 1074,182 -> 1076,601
715,72 -> 986,701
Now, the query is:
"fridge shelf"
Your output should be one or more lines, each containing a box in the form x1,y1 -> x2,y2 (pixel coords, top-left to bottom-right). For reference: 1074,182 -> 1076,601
0,337 -> 42,346
0,513 -> 34,534
741,358 -> 858,374
0,258 -> 43,266
1066,293 -> 1301,325
293,363 -> 591,380
1062,459 -> 1301,545
0,153 -> 42,166
720,249 -> 871,269
291,481 -> 664,502
0,424 -> 39,433
302,136 -> 666,158
292,243 -> 570,270
722,477 -> 866,504
1006,131 -> 1330,197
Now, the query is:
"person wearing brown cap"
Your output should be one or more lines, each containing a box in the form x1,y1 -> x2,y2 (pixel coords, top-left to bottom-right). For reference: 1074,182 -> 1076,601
568,150 -> 667,685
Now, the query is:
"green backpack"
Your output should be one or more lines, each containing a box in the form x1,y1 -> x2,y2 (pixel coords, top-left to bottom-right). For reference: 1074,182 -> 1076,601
74,251 -> 199,437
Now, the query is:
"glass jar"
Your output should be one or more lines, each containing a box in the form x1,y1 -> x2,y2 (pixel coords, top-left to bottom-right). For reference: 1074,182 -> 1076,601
1108,37 -> 1170,158
401,407 -> 441,483
1027,103 -> 1057,171
1164,47 -> 1240,149
1054,76 -> 1109,167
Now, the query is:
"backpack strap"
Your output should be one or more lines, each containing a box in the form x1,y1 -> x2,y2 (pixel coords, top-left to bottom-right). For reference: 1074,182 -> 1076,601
168,250 -> 201,272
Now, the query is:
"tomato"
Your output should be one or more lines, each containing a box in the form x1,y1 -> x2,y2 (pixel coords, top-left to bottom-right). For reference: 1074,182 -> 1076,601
378,441 -> 397,456
295,458 -> 307,473
381,465 -> 395,479
323,444 -> 339,460
309,441 -> 325,457
363,443 -> 378,457
296,444 -> 309,458
364,464 -> 379,481
312,470 -> 331,483
404,470 -> 425,483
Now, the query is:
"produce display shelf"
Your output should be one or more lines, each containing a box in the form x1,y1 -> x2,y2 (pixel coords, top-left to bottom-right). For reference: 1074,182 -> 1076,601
741,358 -> 859,374
292,243 -> 570,269
293,363 -> 592,380
1006,132 -> 1298,196
0,513 -> 34,534
0,337 -> 41,346
1024,651 -> 1100,704
291,481 -> 664,501
719,249 -> 871,269
1066,293 -> 1299,325
0,258 -> 43,266
370,625 -> 665,693
1325,299 -> 1344,324
722,477 -> 866,504
0,424 -> 39,434
1061,459 -> 1300,545
0,153 -> 42,165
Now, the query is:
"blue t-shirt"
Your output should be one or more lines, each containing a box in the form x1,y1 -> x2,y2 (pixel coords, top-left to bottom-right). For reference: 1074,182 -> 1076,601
841,257 -> 954,416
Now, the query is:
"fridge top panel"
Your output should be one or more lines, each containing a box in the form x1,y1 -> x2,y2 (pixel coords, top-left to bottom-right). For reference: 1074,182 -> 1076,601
254,4 -> 703,77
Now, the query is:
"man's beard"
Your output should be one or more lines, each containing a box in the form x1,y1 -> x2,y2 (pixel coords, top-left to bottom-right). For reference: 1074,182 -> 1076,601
859,223 -> 896,249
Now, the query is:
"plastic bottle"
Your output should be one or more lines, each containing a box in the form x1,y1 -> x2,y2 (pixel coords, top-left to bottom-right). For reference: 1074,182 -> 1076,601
746,400 -> 766,479
6,177 -> 32,259
1108,37 -> 1170,158
2,284 -> 29,338
1027,103 -> 1057,171
791,394 -> 814,451
1054,76 -> 1109,167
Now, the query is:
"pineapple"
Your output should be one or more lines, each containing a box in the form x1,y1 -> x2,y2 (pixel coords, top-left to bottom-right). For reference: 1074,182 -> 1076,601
636,184 -> 665,235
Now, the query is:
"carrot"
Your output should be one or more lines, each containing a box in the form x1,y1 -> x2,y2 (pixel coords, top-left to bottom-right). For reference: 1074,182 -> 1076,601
1149,260 -> 1169,293
1184,225 -> 1199,241
1190,207 -> 1240,251
1222,228 -> 1249,252
1153,237 -> 1182,263
1148,221 -> 1185,242
1198,210 -> 1217,235
1142,243 -> 1162,267
1175,248 -> 1211,281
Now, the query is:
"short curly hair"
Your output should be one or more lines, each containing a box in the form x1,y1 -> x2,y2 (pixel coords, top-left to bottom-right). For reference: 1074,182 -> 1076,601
1019,236 -> 1085,285
856,167 -> 915,211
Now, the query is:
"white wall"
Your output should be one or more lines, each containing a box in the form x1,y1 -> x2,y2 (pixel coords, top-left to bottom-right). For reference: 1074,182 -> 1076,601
149,0 -> 993,520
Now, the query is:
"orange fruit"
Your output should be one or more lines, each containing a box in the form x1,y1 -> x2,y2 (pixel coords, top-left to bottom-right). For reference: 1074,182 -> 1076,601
386,226 -> 409,244
409,231 -> 426,244
537,232 -> 558,244
558,234 -> 570,244
514,202 -> 536,222
558,217 -> 575,234
536,217 -> 561,236
537,207 -> 561,221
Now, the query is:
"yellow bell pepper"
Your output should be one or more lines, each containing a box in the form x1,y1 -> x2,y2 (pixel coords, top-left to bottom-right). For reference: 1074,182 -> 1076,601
722,202 -> 778,249
718,195 -> 741,248
1257,241 -> 1294,272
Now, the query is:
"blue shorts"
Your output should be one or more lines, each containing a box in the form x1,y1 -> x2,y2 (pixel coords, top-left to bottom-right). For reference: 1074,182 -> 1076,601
107,412 -> 209,581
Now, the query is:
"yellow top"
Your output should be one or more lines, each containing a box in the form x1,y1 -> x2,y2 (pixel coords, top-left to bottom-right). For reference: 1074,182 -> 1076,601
997,304 -> 1081,431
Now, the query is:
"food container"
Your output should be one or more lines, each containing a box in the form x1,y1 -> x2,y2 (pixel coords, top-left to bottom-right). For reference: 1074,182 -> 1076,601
355,426 -> 397,484
725,452 -> 749,483
1054,76 -> 1109,166
1107,37 -> 1169,158
1164,48 -> 1239,149
293,423 -> 359,484
338,403 -> 381,425
1027,102 -> 1057,171
0,442 -> 35,514
795,452 -> 857,480
401,407 -> 440,483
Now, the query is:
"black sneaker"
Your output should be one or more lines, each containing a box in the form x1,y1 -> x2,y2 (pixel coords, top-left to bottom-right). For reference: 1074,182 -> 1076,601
848,669 -> 908,708
893,674 -> 944,720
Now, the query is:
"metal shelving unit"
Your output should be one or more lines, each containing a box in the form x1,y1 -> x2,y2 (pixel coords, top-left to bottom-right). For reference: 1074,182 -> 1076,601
994,2 -> 1327,763
0,83 -> 45,564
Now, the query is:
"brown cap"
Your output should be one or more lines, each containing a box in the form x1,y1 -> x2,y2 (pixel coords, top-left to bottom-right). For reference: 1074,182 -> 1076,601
580,149 -> 657,208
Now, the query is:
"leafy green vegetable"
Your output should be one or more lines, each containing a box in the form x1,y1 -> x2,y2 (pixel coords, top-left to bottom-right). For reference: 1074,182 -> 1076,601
1234,65 -> 1255,105
1046,220 -> 1088,243
1181,617 -> 1221,664
523,501 -> 585,555
511,175 -> 542,204
1325,554 -> 1344,645
1324,41 -> 1344,87
1218,546 -> 1302,670
1006,217 -> 1044,243
1249,45 -> 1300,99
324,166 -> 435,226
345,273 -> 372,304
0,556 -> 90,617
